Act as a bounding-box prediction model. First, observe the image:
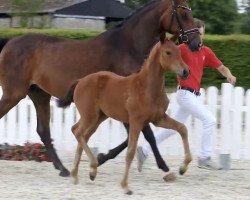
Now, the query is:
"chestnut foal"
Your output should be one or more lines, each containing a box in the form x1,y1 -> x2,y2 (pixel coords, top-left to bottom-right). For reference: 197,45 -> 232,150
57,38 -> 192,194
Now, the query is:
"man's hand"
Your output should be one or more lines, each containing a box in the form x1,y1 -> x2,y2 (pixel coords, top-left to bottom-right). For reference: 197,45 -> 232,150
227,75 -> 236,85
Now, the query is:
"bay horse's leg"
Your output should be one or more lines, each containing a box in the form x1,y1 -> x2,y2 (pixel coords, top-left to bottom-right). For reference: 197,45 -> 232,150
97,123 -> 169,172
121,123 -> 142,195
0,93 -> 24,119
28,85 -> 70,177
154,114 -> 192,175
97,123 -> 129,166
141,125 -> 169,172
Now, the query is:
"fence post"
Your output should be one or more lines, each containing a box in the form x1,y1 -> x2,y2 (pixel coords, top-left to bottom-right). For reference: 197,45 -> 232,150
5,104 -> 17,144
28,99 -> 41,143
231,87 -> 244,159
245,90 -> 250,159
63,105 -> 77,151
220,83 -> 233,154
50,100 -> 64,151
17,99 -> 29,145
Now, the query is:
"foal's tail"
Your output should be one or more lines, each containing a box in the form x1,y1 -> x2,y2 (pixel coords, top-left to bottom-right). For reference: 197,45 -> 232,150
57,81 -> 78,108
0,37 -> 10,52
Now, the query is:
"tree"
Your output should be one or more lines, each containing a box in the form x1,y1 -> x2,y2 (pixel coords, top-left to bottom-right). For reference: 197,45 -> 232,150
188,0 -> 238,34
239,0 -> 250,34
10,0 -> 45,28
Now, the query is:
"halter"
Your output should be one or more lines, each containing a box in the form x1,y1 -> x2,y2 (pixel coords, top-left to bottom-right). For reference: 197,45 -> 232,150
170,0 -> 199,43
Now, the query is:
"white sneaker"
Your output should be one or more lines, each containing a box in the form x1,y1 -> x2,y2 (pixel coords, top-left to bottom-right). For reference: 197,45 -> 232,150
197,157 -> 222,170
136,146 -> 147,172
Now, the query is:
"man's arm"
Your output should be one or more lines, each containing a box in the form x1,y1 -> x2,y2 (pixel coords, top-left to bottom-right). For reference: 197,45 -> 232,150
217,65 -> 236,85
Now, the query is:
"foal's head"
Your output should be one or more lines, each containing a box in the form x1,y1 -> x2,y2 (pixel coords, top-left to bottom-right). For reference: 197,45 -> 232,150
158,38 -> 189,80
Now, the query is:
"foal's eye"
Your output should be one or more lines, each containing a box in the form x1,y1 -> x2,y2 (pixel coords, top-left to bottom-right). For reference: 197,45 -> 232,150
166,51 -> 171,55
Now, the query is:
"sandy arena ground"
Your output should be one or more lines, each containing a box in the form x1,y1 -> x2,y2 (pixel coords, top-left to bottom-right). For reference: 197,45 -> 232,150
0,152 -> 250,200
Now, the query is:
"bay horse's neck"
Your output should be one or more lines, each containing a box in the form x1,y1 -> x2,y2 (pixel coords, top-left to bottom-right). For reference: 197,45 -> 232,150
100,1 -> 170,59
122,1 -> 169,56
139,45 -> 165,96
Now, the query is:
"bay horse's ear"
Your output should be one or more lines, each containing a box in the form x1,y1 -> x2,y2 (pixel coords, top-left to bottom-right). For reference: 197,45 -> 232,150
160,33 -> 166,44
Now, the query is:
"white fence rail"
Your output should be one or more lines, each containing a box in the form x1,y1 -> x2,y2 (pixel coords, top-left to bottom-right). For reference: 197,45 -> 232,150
0,83 -> 250,160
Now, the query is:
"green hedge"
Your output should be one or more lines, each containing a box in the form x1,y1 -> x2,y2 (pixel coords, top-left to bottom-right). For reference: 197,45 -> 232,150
0,28 -> 103,39
0,28 -> 249,89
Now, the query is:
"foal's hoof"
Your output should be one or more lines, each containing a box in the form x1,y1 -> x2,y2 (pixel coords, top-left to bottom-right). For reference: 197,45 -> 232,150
163,172 -> 177,182
59,169 -> 71,177
125,190 -> 133,195
89,172 -> 96,181
97,153 -> 106,166
179,165 -> 188,175
72,177 -> 79,185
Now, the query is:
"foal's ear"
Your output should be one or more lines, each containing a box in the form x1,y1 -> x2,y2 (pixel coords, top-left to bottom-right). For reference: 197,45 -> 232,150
160,33 -> 166,44
170,34 -> 178,42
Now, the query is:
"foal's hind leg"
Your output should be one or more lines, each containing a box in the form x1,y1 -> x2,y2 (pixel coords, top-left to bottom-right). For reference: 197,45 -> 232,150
72,114 -> 107,183
154,114 -> 192,175
28,86 -> 70,177
71,142 -> 83,185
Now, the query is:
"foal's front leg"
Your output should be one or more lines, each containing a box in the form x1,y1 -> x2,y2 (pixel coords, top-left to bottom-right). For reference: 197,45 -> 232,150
154,114 -> 192,175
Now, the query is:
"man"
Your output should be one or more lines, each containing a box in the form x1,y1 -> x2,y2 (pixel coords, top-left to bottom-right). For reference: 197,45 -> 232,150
137,18 -> 236,171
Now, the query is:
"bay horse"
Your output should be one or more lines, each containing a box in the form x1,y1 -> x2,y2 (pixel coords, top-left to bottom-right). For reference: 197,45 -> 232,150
0,0 -> 200,177
57,38 -> 192,194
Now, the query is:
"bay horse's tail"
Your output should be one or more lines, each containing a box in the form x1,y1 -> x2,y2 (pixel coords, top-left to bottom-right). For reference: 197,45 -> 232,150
0,38 -> 10,52
57,81 -> 78,108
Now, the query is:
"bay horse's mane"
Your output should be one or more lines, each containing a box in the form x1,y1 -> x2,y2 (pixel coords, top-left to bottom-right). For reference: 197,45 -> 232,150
115,0 -> 159,28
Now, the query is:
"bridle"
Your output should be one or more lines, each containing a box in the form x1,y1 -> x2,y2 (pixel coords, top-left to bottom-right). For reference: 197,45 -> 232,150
169,0 -> 199,43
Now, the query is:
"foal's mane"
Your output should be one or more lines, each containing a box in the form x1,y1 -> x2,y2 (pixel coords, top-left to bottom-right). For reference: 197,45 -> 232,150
143,42 -> 162,67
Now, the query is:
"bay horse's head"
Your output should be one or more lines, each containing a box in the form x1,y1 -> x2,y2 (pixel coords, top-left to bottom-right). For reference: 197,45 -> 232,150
160,0 -> 201,51
158,37 -> 189,80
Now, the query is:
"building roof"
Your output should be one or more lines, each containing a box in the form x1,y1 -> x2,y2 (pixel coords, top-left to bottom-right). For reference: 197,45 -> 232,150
54,0 -> 133,18
0,0 -> 85,14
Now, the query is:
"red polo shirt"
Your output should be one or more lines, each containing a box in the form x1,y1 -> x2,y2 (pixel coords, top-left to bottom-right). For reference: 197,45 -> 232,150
178,44 -> 222,91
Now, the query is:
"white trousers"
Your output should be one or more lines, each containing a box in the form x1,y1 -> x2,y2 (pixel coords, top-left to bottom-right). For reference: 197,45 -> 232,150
142,89 -> 216,159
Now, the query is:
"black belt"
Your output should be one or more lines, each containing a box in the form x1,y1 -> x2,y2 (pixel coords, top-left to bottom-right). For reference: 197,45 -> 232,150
178,86 -> 201,96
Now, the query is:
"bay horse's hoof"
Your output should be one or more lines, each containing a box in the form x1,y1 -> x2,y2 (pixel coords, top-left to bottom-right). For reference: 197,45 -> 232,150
97,153 -> 106,166
160,164 -> 170,172
59,169 -> 71,177
163,172 -> 176,182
